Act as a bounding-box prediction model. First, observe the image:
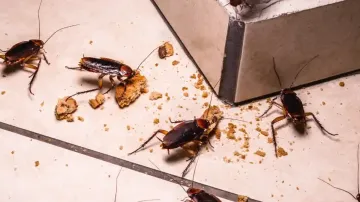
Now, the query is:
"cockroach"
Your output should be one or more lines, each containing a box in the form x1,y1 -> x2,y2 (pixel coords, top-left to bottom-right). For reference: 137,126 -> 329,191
318,144 -> 360,201
149,159 -> 222,202
65,47 -> 158,100
128,82 -> 246,177
258,55 -> 338,157
0,0 -> 79,95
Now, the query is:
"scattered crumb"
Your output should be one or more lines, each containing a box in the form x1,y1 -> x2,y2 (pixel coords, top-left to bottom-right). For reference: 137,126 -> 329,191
139,138 -> 143,142
155,63 -> 158,67
238,195 -> 248,202
296,187 -> 300,190
127,125 -> 131,130
153,118 -> 160,124
40,102 -> 44,107
119,146 -> 123,150
183,92 -> 189,97
149,149 -> 153,153
202,91 -> 208,98
11,151 -> 14,155
172,60 -> 180,66
190,74 -> 196,79
77,116 -> 84,122
339,81 -> 345,87
1,91 -> 6,95
55,97 -> 78,122
277,147 -> 288,157
157,104 -> 162,110
328,178 -> 331,182
158,42 -> 174,59
35,161 -> 40,167
104,127 -> 109,132
223,157 -> 232,163
182,87 -> 188,91
116,72 -> 148,108
149,91 -> 162,100
215,128 -> 221,139
89,93 -> 105,109
226,123 -> 237,140
268,138 -> 273,143
256,127 -> 269,136
234,151 -> 241,156
89,40 -> 93,45
322,101 -> 326,105
254,150 -> 266,157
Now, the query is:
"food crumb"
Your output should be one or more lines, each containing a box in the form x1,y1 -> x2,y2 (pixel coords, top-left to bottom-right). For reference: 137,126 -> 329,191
158,42 -> 174,59
322,101 -> 326,105
155,63 -> 158,67
153,118 -> 160,124
89,40 -> 93,45
157,104 -> 162,110
277,147 -> 288,157
190,74 -> 196,79
226,123 -> 237,140
127,125 -> 131,130
35,161 -> 40,167
119,146 -> 123,150
77,116 -> 84,122
104,127 -> 109,132
296,187 -> 300,190
339,81 -> 345,87
268,138 -> 274,143
149,149 -> 153,153
234,151 -> 241,156
172,60 -> 180,66
256,127 -> 269,136
182,87 -> 188,91
238,195 -> 248,202
215,128 -> 221,139
223,157 -> 232,163
254,150 -> 266,157
1,91 -> 5,95
149,91 -> 163,100
40,102 -> 44,107
139,138 -> 143,142
11,151 -> 14,155
202,91 -> 208,98
55,97 -> 78,122
183,92 -> 189,97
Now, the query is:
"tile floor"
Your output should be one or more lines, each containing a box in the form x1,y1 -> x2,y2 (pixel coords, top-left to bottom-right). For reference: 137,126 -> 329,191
1,0 -> 359,202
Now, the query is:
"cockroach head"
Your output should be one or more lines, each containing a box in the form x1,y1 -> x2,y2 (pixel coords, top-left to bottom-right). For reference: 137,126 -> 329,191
292,116 -> 306,126
196,119 -> 210,129
356,194 -> 360,201
186,187 -> 202,197
31,39 -> 45,47
230,0 -> 243,6
119,65 -> 135,80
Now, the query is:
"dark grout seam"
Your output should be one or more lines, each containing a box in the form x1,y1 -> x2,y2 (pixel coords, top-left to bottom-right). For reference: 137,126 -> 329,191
0,121 -> 261,202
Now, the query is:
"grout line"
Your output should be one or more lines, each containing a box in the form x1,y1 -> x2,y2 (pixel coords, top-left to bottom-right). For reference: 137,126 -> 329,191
0,121 -> 261,202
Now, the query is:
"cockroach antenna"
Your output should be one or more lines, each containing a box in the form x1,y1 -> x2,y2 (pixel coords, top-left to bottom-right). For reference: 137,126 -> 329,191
114,167 -> 123,202
289,54 -> 319,89
38,0 -> 43,40
135,46 -> 159,73
318,144 -> 360,201
148,159 -> 188,194
43,24 -> 80,45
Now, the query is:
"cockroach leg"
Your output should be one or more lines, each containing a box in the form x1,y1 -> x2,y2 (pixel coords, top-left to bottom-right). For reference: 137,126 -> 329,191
28,59 -> 42,95
66,74 -> 105,100
305,112 -> 338,136
103,75 -> 116,94
258,97 -> 282,118
271,115 -> 287,157
128,129 -> 169,155
182,146 -> 201,177
42,53 -> 50,65
169,118 -> 186,124
65,66 -> 82,70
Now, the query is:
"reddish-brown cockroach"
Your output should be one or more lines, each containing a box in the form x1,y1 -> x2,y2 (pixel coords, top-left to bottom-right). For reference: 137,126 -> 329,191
0,0 -> 79,95
149,159 -> 222,202
258,55 -> 338,157
65,47 -> 158,100
128,83 -> 246,177
318,144 -> 360,201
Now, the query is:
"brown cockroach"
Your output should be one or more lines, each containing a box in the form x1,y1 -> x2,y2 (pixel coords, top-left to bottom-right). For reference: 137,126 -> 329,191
258,55 -> 338,157
149,159 -> 222,202
0,0 -> 79,95
128,82 -> 246,177
318,144 -> 360,201
65,47 -> 158,100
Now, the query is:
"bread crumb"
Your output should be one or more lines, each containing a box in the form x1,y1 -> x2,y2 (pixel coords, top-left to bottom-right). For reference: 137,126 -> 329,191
40,102 -> 44,107
296,187 -> 300,190
155,63 -> 158,67
202,91 -> 208,98
268,138 -> 273,144
153,118 -> 160,124
104,127 -> 109,132
116,72 -> 148,108
339,81 -> 345,87
223,157 -> 232,163
254,150 -> 266,157
89,93 -> 105,109
157,104 -> 162,110
149,91 -> 162,100
89,40 -> 93,45
55,97 -> 78,122
322,101 -> 326,105
277,147 -> 288,157
149,149 -> 153,153
158,42 -> 174,59
126,125 -> 131,130
172,60 -> 180,66
35,161 -> 40,167
234,151 -> 241,156
182,87 -> 188,91
11,151 -> 14,155
226,123 -> 237,140
1,91 -> 5,95
77,116 -> 84,122
139,138 -> 143,142
119,146 -> 123,150
256,127 -> 269,136
183,92 -> 189,97
238,195 -> 248,202
215,128 -> 221,139
190,74 -> 196,79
